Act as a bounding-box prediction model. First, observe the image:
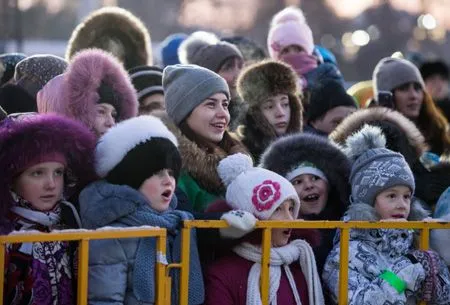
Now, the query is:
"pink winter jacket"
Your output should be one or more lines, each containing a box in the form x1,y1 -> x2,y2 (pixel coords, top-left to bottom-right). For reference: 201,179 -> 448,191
204,252 -> 309,305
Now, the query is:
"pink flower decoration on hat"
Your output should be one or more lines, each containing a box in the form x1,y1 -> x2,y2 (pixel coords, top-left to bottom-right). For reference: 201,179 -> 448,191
252,180 -> 281,212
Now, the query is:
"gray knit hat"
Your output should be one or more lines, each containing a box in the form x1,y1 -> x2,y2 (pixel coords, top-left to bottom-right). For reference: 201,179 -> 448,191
178,31 -> 243,72
163,64 -> 230,125
344,125 -> 415,205
14,54 -> 67,98
372,57 -> 425,99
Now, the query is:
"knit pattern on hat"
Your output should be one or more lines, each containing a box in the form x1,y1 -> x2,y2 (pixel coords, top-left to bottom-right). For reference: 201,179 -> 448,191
178,31 -> 243,72
267,6 -> 314,60
217,153 -> 300,220
14,54 -> 67,98
163,64 -> 229,125
161,33 -> 188,67
66,6 -> 152,69
128,65 -> 163,102
372,57 -> 425,98
344,125 -> 415,205
95,115 -> 178,178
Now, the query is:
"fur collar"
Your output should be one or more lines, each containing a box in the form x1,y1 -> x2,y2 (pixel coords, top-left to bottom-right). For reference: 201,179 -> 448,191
158,114 -> 248,195
330,108 -> 429,164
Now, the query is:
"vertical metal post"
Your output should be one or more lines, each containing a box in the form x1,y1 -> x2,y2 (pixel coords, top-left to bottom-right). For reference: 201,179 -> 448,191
77,239 -> 89,305
338,227 -> 350,305
260,228 -> 271,305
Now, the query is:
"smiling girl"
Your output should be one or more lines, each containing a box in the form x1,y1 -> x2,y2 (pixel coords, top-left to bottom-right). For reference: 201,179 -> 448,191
0,114 -> 96,305
162,64 -> 248,212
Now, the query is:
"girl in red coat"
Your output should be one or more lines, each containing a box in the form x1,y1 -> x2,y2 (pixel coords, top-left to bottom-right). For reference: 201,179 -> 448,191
204,153 -> 324,305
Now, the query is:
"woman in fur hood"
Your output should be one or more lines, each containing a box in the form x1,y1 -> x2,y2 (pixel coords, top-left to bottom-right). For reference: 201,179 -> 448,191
259,132 -> 350,275
330,107 -> 450,209
37,48 -> 138,138
65,6 -> 152,70
323,125 -> 450,305
162,64 -> 248,212
236,60 -> 303,162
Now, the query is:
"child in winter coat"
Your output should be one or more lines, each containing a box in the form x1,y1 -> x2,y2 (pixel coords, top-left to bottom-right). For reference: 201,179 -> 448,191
323,125 -> 450,304
204,153 -> 324,305
236,60 -> 303,161
0,114 -> 96,305
79,115 -> 204,305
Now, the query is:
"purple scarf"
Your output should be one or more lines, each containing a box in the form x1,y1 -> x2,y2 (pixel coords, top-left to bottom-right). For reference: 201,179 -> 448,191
280,53 -> 318,89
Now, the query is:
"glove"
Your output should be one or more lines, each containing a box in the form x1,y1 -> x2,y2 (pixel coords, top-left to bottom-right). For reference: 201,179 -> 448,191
219,210 -> 257,239
390,255 -> 426,292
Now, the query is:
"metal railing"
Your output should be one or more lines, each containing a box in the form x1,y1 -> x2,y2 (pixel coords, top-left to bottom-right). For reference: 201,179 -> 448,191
0,227 -> 168,305
1,221 -> 449,305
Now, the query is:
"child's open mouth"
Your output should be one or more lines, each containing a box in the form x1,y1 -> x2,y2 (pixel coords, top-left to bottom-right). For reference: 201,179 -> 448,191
391,214 -> 405,219
302,193 -> 320,203
161,190 -> 172,201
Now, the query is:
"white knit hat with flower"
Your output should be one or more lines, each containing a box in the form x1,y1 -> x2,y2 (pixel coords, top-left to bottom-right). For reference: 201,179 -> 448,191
217,153 -> 300,220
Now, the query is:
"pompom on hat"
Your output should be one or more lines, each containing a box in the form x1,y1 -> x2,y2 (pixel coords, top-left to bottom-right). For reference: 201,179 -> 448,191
343,124 -> 415,205
95,115 -> 181,190
217,153 -> 300,220
267,6 -> 315,60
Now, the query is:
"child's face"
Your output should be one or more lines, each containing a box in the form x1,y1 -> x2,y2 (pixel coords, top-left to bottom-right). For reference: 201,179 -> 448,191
13,161 -> 65,211
94,103 -> 117,137
269,199 -> 295,247
374,185 -> 412,220
310,106 -> 356,135
259,94 -> 291,136
139,169 -> 176,212
139,93 -> 165,115
280,45 -> 306,57
291,174 -> 329,216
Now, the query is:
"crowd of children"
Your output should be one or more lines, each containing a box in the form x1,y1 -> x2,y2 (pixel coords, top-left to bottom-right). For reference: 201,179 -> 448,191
1,4 -> 450,305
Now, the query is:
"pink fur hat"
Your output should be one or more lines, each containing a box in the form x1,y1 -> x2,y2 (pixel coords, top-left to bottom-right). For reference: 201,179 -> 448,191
267,6 -> 315,59
37,49 -> 138,131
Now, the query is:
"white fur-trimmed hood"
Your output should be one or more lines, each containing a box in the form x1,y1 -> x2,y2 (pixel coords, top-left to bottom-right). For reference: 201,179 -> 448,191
95,115 -> 178,177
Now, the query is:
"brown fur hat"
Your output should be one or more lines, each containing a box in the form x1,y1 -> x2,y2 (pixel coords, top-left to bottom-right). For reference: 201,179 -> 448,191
66,6 -> 152,70
237,60 -> 303,139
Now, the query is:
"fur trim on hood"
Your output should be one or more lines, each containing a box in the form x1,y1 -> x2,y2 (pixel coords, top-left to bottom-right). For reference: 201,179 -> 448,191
345,198 -> 429,221
66,6 -> 152,70
260,133 -> 351,219
330,108 -> 428,167
156,112 -> 248,195
0,114 -> 97,233
40,49 -> 138,131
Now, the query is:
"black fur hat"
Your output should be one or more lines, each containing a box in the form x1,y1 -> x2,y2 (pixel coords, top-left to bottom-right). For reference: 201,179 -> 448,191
259,133 -> 351,219
66,6 -> 152,70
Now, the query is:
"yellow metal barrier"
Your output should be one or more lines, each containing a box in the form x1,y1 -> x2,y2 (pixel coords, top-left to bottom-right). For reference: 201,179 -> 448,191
1,221 -> 449,305
180,220 -> 450,305
0,227 -> 167,305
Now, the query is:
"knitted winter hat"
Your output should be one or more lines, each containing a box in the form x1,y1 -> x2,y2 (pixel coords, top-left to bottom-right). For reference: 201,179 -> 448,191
267,6 -> 314,60
419,60 -> 449,80
221,36 -> 267,63
0,53 -> 26,85
178,31 -> 243,72
307,79 -> 357,122
217,153 -> 300,220
37,49 -> 138,131
66,6 -> 152,70
95,115 -> 181,190
128,65 -> 163,102
372,57 -> 425,99
343,124 -> 415,205
0,114 -> 97,231
0,84 -> 37,114
163,64 -> 229,125
160,33 -> 188,67
14,54 -> 67,98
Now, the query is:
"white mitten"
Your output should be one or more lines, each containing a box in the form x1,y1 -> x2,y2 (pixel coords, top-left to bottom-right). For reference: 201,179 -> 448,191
219,210 -> 257,239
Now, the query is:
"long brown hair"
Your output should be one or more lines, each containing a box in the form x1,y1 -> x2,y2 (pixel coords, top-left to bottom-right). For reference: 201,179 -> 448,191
415,92 -> 450,155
